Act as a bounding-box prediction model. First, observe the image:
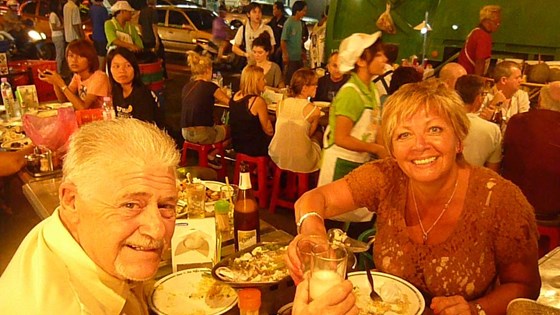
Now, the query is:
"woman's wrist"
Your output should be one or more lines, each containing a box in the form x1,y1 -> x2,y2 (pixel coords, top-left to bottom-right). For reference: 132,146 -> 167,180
60,85 -> 68,92
296,212 -> 324,234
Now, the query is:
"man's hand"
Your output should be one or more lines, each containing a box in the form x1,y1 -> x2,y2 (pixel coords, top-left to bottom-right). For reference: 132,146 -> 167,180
292,279 -> 359,315
431,296 -> 473,315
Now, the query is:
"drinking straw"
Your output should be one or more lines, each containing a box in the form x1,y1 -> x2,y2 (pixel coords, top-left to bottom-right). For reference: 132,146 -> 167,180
224,177 -> 234,205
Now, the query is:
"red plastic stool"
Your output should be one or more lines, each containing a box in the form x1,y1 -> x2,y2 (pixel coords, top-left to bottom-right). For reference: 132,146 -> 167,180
537,217 -> 560,256
233,153 -> 269,209
268,164 -> 314,213
181,141 -> 227,179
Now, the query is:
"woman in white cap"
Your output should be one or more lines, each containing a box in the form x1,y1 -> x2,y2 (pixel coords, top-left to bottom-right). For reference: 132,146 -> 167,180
104,0 -> 143,52
317,32 -> 388,221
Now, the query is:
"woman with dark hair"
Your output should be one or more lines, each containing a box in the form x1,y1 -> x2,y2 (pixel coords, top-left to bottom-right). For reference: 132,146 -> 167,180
252,32 -> 284,88
39,39 -> 110,110
48,0 -> 64,73
317,32 -> 388,221
107,47 -> 158,123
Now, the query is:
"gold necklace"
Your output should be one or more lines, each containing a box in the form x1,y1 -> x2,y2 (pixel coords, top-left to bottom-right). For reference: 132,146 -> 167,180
411,178 -> 459,244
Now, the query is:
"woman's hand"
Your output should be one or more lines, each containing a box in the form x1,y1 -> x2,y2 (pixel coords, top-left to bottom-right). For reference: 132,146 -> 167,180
431,296 -> 473,315
38,69 -> 65,88
292,279 -> 359,315
286,234 -> 305,284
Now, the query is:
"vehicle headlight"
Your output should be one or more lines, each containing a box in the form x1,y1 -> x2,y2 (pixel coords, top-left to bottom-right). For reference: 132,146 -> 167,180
28,30 -> 45,41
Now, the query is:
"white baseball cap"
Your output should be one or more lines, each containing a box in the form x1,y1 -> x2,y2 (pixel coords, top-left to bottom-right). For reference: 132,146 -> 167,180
111,1 -> 135,13
338,32 -> 382,73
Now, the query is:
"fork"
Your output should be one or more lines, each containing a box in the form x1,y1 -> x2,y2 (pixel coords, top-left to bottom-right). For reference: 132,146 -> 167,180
366,267 -> 383,302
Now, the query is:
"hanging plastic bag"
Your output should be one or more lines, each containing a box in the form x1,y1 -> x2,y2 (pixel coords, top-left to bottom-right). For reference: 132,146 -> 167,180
22,107 -> 78,157
376,3 -> 397,34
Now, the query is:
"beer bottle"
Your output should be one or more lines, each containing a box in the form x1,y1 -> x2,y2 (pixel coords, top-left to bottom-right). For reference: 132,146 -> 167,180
234,162 -> 260,251
491,102 -> 503,125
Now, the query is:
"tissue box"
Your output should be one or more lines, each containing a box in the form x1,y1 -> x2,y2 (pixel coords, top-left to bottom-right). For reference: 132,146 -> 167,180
171,218 -> 218,273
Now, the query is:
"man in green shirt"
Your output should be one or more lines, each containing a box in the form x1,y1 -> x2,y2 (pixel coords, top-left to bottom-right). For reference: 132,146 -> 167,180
104,1 -> 143,52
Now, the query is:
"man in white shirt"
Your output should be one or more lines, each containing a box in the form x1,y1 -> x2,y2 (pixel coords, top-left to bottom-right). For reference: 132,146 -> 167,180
455,74 -> 502,172
232,2 -> 275,65
0,119 -> 180,314
479,60 -> 530,131
63,0 -> 84,43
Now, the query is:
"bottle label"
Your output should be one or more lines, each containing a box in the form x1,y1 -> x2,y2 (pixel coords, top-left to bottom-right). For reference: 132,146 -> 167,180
237,229 -> 257,251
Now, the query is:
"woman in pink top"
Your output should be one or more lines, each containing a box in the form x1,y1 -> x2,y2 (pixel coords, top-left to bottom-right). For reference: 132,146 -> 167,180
39,40 -> 110,109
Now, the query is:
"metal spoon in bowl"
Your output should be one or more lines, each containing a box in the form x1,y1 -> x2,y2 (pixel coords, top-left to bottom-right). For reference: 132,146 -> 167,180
366,267 -> 383,302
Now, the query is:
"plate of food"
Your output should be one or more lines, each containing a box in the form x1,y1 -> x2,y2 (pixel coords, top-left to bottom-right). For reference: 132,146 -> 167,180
149,268 -> 237,315
212,242 -> 290,287
1,137 -> 32,151
348,271 -> 425,315
314,101 -> 331,108
177,180 -> 224,215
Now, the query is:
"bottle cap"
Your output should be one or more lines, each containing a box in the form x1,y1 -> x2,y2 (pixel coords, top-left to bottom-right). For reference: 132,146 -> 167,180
214,199 -> 230,214
238,288 -> 261,311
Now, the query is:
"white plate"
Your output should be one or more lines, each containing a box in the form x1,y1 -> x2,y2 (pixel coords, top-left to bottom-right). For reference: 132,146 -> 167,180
149,268 -> 237,315
348,271 -> 425,315
1,137 -> 32,150
314,101 -> 331,108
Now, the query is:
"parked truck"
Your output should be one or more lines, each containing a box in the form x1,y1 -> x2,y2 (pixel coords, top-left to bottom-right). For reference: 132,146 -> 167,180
325,0 -> 560,65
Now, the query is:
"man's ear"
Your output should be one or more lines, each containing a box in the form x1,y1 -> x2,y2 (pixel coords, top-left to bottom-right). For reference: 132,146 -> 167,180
356,57 -> 367,68
59,182 -> 79,224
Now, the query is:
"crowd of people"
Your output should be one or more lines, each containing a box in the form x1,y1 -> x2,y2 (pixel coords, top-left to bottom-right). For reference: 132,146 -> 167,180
1,1 -> 558,314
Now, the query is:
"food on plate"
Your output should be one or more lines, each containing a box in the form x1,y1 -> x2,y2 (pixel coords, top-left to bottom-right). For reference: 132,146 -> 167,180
178,179 -> 221,203
354,282 -> 411,314
215,243 -> 289,283
1,129 -> 25,142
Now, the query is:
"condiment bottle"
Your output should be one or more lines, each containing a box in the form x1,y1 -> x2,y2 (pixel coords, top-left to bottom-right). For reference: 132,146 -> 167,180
491,102 -> 503,125
233,162 -> 260,251
214,199 -> 231,234
238,288 -> 261,315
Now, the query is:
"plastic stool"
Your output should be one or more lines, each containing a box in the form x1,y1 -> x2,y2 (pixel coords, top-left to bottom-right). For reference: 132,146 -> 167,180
268,164 -> 312,213
233,153 -> 269,209
181,141 -> 227,179
537,217 -> 560,256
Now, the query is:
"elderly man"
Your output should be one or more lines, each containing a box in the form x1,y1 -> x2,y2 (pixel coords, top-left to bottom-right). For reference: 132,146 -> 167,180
314,51 -> 349,102
105,0 -> 144,52
455,74 -> 502,172
458,5 -> 501,76
479,60 -> 530,130
502,82 -> 560,220
0,119 -> 179,313
439,62 -> 467,89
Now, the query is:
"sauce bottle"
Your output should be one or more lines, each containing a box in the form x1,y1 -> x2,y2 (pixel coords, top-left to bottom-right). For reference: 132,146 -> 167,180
234,162 -> 260,251
238,288 -> 261,315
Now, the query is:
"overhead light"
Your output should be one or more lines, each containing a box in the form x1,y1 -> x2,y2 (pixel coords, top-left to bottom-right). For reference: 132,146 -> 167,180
414,20 -> 432,33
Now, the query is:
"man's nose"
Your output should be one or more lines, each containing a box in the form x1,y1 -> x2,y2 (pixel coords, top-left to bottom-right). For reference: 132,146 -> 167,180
138,204 -> 166,240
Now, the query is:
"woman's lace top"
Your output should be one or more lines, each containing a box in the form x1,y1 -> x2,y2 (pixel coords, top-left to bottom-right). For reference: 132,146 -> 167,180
346,158 -> 538,300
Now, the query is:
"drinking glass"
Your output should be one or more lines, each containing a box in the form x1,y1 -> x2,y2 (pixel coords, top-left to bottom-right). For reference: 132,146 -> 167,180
295,235 -> 329,280
185,183 -> 206,218
220,184 -> 239,232
309,242 -> 348,300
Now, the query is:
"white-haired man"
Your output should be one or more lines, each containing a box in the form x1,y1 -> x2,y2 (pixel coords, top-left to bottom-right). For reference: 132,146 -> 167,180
458,5 -> 501,76
502,81 -> 560,220
0,119 -> 179,313
439,62 -> 467,89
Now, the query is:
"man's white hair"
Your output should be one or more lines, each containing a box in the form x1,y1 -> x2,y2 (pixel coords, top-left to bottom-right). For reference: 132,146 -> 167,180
540,81 -> 560,112
62,119 -> 179,199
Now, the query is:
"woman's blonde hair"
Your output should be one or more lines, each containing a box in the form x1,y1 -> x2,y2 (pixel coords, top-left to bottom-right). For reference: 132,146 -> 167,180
479,5 -> 501,22
239,65 -> 264,95
381,79 -> 470,157
186,51 -> 212,79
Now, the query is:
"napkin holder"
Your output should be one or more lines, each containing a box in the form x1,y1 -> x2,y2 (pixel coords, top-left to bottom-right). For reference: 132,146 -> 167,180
171,218 -> 218,273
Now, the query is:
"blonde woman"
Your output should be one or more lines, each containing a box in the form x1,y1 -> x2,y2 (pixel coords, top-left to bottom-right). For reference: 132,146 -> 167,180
229,65 -> 274,156
269,68 -> 321,173
181,51 -> 230,166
